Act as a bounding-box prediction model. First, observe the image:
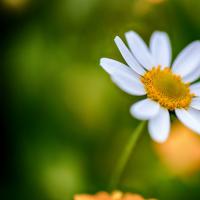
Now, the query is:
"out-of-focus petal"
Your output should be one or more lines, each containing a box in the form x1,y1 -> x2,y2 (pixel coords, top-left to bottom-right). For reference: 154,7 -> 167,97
130,99 -> 160,120
114,36 -> 146,75
150,31 -> 171,68
148,108 -> 170,143
172,41 -> 200,78
125,31 -> 155,70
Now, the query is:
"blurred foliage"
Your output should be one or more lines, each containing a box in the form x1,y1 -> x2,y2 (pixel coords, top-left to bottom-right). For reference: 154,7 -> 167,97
2,0 -> 200,200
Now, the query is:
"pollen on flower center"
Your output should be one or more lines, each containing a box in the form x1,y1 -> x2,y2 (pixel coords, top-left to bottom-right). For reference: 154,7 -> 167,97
141,66 -> 194,110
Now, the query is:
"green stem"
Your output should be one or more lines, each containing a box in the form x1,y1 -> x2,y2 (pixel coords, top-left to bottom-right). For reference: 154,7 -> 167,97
110,121 -> 146,189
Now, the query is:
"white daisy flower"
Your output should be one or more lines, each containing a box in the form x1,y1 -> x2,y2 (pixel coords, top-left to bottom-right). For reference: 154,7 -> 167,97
100,31 -> 200,143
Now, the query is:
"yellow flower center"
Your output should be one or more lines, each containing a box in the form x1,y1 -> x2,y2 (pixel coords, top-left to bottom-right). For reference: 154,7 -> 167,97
141,66 -> 194,110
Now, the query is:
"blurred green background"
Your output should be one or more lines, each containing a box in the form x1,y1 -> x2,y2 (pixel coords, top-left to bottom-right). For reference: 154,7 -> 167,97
2,0 -> 200,199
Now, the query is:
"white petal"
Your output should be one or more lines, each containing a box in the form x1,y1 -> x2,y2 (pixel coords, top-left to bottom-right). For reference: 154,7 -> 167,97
100,58 -> 140,79
150,31 -> 171,68
125,31 -> 154,70
175,108 -> 200,134
172,41 -> 200,77
114,36 -> 145,75
130,99 -> 160,120
148,108 -> 170,143
191,97 -> 200,110
111,72 -> 146,96
190,82 -> 200,97
183,65 -> 200,83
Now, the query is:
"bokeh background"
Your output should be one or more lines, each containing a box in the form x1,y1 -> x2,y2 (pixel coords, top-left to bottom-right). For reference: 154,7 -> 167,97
2,0 -> 200,199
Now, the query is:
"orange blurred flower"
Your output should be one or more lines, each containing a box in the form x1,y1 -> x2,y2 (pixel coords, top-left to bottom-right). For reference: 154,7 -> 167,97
154,121 -> 200,176
74,191 -> 156,200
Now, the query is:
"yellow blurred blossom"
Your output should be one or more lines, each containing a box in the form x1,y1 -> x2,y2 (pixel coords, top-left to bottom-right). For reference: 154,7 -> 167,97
147,0 -> 165,4
132,0 -> 165,16
154,121 -> 200,176
2,0 -> 30,10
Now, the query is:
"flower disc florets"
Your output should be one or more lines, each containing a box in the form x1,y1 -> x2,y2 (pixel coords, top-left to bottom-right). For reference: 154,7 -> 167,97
141,66 -> 194,110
